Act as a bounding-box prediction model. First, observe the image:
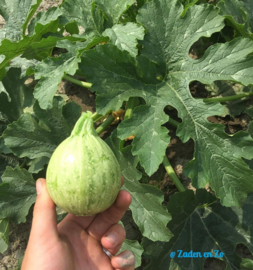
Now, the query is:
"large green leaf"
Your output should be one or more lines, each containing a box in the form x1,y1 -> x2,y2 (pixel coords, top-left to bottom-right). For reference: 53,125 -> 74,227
0,154 -> 20,183
0,6 -> 62,80
34,37 -> 106,109
27,156 -> 50,174
95,0 -> 135,27
3,97 -> 81,160
142,190 -> 253,270
102,22 -> 145,57
106,130 -> 173,242
137,1 -> 225,74
9,56 -> 39,77
242,0 -> 253,34
28,6 -> 62,36
179,0 -> 198,17
60,0 -> 104,38
80,0 -> 253,207
0,68 -> 32,122
34,47 -> 80,110
0,167 -> 36,223
218,0 -> 253,37
118,104 -> 170,176
0,0 -> 42,42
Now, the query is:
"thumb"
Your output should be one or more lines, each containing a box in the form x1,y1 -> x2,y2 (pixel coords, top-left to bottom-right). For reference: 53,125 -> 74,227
30,178 -> 58,240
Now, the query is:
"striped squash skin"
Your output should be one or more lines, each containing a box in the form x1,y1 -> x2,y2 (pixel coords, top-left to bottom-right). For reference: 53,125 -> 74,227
46,112 -> 121,216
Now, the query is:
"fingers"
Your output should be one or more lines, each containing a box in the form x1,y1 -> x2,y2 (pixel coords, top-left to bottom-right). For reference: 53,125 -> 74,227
58,213 -> 96,231
22,179 -> 59,270
101,224 -> 126,255
87,190 -> 132,240
111,250 -> 135,270
30,179 -> 58,240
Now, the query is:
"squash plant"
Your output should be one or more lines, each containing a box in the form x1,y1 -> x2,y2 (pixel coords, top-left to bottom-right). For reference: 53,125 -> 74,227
1,0 -> 253,269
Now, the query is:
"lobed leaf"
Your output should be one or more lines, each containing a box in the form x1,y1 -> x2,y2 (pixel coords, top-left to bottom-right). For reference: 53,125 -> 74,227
0,0 -> 42,42
3,97 -> 81,160
80,0 -> 253,206
218,0 -> 253,37
95,0 -> 135,27
34,37 -> 106,109
106,130 -> 173,242
0,167 -> 36,223
60,0 -> 104,38
0,68 -> 31,122
0,14 -> 61,80
137,0 -> 224,74
143,190 -> 253,269
102,22 -> 145,57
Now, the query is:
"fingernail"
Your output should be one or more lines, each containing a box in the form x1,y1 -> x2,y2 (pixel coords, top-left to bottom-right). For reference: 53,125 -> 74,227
105,232 -> 117,245
118,250 -> 135,267
36,180 -> 43,195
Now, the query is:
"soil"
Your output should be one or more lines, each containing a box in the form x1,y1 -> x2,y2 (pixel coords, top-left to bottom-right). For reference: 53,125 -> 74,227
1,1 -> 253,270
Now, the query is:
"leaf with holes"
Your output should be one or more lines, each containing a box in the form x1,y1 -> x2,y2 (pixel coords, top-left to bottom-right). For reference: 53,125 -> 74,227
80,0 -> 253,207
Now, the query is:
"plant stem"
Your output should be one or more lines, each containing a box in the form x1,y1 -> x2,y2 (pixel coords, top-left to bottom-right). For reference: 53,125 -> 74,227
124,97 -> 137,120
119,97 -> 138,150
168,118 -> 180,127
64,75 -> 92,89
203,92 -> 253,103
92,112 -> 103,122
20,158 -> 27,168
163,156 -> 185,192
96,115 -> 115,135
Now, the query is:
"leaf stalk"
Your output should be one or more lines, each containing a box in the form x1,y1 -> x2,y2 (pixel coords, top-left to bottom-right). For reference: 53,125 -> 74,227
64,75 -> 92,89
95,115 -> 115,135
203,92 -> 253,103
163,156 -> 185,192
119,97 -> 138,150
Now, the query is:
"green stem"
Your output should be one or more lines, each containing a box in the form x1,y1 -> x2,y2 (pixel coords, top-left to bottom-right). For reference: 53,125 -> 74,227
197,200 -> 218,209
203,92 -> 253,103
94,114 -> 106,123
64,75 -> 92,89
119,98 -> 138,150
20,158 -> 27,168
92,112 -> 103,122
168,118 -> 180,128
163,156 -> 185,192
124,97 -> 137,120
96,115 -> 115,135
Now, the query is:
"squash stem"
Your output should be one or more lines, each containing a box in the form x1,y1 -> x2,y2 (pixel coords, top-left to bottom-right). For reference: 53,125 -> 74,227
203,92 -> 253,103
72,112 -> 97,136
163,156 -> 185,192
119,98 -> 138,150
92,112 -> 103,122
168,118 -> 180,128
124,97 -> 137,120
64,75 -> 92,89
96,115 -> 115,135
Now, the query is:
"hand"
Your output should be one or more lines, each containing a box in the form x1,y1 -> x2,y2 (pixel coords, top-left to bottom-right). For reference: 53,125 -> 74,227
21,177 -> 135,270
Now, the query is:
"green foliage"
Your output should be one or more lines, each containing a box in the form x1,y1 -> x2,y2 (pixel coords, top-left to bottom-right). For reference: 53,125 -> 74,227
217,0 -> 253,38
0,0 -> 253,268
143,190 -> 253,269
0,218 -> 9,253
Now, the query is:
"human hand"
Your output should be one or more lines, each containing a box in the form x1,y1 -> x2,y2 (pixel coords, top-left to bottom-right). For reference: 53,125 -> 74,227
21,177 -> 135,270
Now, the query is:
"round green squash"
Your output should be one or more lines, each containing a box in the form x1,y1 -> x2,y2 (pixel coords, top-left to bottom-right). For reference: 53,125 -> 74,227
46,111 -> 121,216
